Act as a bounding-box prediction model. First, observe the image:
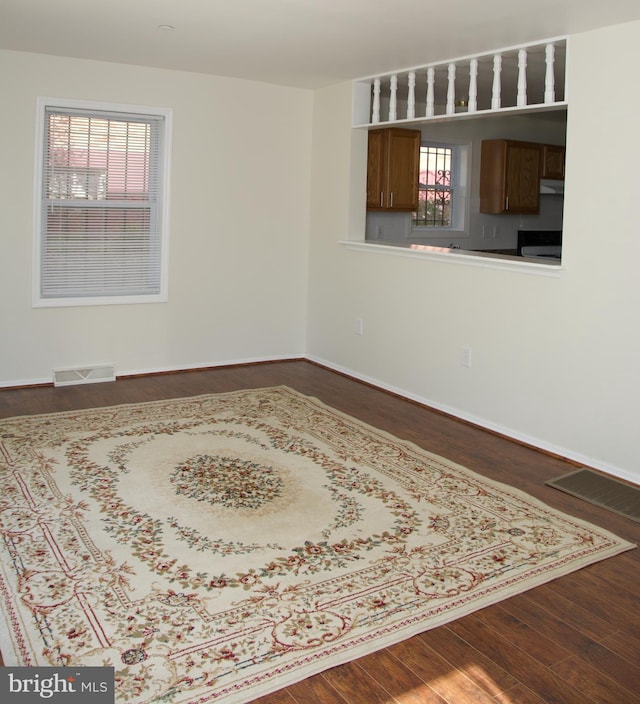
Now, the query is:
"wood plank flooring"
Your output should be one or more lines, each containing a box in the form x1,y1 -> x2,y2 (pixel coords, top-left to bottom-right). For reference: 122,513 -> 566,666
1,360 -> 638,704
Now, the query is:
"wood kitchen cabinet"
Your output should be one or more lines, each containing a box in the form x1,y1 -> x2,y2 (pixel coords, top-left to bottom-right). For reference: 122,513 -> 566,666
542,144 -> 565,179
479,139 -> 542,214
366,127 -> 420,211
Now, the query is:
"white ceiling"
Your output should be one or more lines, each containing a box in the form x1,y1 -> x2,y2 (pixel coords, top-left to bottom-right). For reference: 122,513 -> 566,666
2,0 -> 640,89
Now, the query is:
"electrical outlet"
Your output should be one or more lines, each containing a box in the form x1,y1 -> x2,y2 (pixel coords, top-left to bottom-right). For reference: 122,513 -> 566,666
355,318 -> 364,336
461,346 -> 472,368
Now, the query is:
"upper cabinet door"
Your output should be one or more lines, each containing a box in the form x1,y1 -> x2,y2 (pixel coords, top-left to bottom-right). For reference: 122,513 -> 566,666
366,129 -> 387,209
367,128 -> 420,211
542,144 -> 566,180
480,139 -> 542,214
505,142 -> 542,212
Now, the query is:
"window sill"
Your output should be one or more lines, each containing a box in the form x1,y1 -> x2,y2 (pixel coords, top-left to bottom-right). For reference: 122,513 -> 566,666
33,293 -> 168,308
340,240 -> 564,276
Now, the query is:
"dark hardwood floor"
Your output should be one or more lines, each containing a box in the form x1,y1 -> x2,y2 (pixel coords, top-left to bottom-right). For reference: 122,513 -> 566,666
1,360 -> 638,703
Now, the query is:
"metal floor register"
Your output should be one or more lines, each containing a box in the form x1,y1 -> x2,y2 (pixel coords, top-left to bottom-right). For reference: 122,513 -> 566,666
546,468 -> 640,523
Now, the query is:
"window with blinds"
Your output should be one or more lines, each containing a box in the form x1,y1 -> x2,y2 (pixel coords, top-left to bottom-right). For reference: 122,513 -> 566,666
34,99 -> 171,306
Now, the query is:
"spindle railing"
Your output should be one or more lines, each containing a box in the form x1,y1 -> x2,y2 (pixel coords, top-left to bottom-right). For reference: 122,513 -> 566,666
352,38 -> 567,127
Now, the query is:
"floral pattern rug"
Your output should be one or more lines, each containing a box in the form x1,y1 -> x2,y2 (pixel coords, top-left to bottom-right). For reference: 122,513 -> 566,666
0,387 -> 634,703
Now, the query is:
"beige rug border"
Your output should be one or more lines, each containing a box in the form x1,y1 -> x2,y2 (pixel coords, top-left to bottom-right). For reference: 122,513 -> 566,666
0,386 -> 635,703
233,388 -> 636,702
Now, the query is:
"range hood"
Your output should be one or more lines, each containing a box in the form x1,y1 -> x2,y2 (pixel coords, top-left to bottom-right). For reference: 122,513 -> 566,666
540,179 -> 564,195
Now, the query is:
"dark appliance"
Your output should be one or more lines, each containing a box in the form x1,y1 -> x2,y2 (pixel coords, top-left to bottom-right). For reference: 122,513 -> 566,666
517,230 -> 562,260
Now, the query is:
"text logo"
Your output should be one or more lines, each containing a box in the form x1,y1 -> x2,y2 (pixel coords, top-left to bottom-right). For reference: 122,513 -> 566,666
1,668 -> 114,703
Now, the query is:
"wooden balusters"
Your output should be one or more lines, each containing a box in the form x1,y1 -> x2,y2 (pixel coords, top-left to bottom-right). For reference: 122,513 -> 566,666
492,54 -> 502,109
407,72 -> 416,119
468,59 -> 478,113
372,78 -> 381,124
545,43 -> 556,104
363,39 -> 565,126
389,74 -> 397,121
426,68 -> 435,118
446,63 -> 456,115
517,49 -> 527,107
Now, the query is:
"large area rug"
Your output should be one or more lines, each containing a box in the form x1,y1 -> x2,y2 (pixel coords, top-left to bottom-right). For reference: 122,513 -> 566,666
0,386 -> 634,702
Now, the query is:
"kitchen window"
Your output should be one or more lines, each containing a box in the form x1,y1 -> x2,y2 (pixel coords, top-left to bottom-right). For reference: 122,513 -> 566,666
412,142 -> 468,233
33,97 -> 172,307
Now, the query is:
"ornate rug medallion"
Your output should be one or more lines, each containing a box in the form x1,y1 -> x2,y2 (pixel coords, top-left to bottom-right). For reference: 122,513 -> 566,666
0,387 -> 634,703
170,454 -> 285,509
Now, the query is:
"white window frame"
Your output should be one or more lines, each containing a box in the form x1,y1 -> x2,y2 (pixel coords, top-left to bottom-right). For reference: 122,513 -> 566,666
33,97 -> 172,307
411,140 -> 469,236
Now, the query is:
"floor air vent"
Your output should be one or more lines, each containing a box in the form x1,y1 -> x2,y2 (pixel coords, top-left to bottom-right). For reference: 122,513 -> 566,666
546,468 -> 640,523
53,364 -> 116,387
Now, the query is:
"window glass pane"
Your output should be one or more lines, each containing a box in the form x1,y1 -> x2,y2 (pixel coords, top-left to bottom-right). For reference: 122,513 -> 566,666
413,145 -> 453,227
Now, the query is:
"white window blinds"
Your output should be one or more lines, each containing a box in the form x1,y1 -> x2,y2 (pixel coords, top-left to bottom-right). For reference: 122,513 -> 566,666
37,102 -> 169,304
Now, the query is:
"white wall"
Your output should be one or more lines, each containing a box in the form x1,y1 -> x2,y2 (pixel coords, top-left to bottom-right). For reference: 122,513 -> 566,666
0,50 -> 313,385
307,21 -> 640,485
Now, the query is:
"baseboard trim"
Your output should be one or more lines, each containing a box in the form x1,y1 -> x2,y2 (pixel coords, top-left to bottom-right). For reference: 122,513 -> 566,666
118,355 -> 306,380
306,355 -> 640,489
0,355 -> 305,390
